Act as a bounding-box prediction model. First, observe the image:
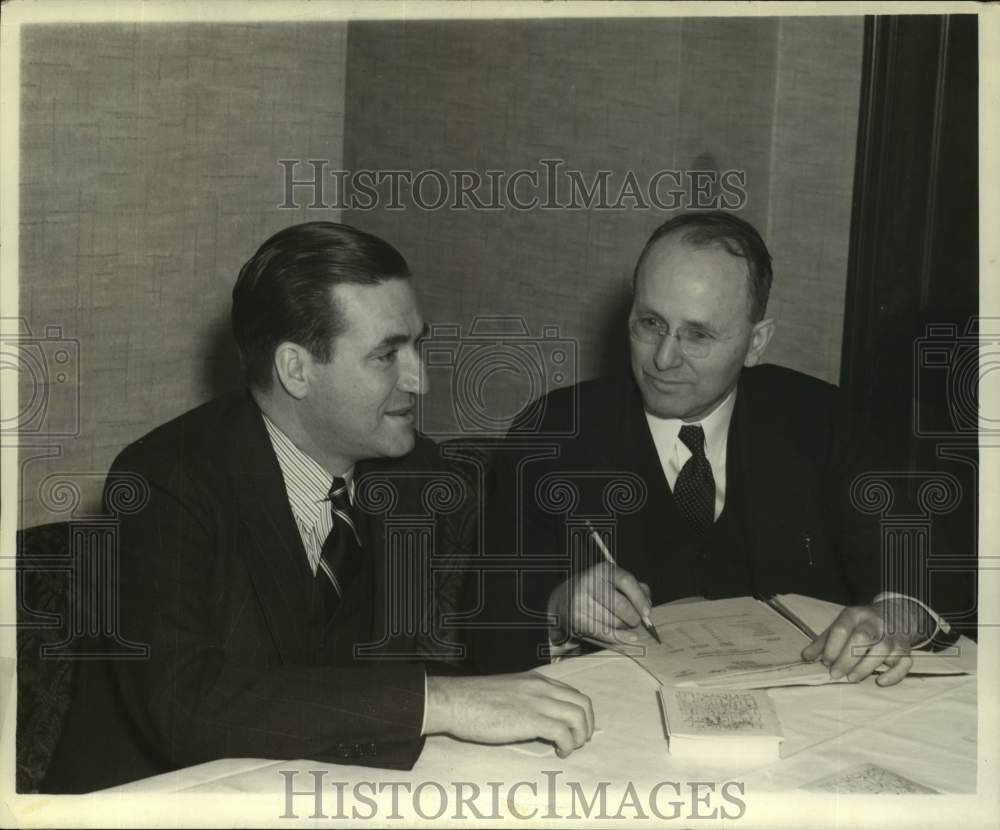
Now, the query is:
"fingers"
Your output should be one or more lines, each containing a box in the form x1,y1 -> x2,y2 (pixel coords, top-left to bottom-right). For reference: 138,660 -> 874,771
801,628 -> 828,662
544,676 -> 597,736
574,607 -> 635,646
802,605 -> 914,686
536,701 -> 588,757
528,674 -> 595,757
567,564 -> 647,642
803,608 -> 870,664
611,592 -> 642,628
844,626 -> 912,683
876,652 -> 913,687
841,634 -> 893,682
609,565 -> 652,624
829,625 -> 882,679
821,614 -> 856,667
584,567 -> 640,628
426,674 -> 598,755
546,720 -> 576,759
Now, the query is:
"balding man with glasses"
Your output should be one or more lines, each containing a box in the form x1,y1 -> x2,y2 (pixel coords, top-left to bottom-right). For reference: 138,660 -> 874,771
471,211 -> 956,686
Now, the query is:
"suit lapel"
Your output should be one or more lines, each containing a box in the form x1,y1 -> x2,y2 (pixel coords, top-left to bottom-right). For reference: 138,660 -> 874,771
225,393 -> 316,661
595,376 -> 673,576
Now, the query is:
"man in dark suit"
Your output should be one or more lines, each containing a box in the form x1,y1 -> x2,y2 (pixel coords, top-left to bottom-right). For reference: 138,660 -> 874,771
44,222 -> 594,793
471,211 -> 955,684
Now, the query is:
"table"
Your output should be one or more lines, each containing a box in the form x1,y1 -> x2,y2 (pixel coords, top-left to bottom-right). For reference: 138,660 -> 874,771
97,637 -> 978,821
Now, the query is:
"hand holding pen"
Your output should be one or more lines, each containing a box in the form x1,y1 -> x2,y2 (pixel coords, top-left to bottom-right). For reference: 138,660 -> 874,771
546,521 -> 662,649
586,521 -> 662,644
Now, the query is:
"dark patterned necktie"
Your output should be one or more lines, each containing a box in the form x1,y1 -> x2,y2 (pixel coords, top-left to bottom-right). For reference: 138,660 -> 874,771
674,425 -> 715,532
317,477 -> 364,606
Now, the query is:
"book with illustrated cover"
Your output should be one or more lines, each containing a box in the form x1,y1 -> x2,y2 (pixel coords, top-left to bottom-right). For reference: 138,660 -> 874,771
657,686 -> 784,765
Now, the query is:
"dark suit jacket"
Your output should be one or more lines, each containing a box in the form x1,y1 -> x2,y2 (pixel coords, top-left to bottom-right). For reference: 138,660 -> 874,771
468,365 -> 899,674
45,390 -> 467,793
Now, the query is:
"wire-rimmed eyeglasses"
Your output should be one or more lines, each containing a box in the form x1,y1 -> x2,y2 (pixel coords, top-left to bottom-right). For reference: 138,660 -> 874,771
628,316 -> 724,359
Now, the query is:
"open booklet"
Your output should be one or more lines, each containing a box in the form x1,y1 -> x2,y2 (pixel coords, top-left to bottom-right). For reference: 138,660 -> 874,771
618,594 -> 973,689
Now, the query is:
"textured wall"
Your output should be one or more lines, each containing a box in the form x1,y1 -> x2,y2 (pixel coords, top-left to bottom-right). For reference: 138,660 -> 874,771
18,23 -> 347,527
17,17 -> 863,527
342,17 -> 863,438
764,17 -> 864,379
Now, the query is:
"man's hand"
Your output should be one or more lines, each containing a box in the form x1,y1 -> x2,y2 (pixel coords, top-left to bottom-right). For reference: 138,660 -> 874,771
801,597 -> 933,686
423,673 -> 595,758
547,561 -> 652,648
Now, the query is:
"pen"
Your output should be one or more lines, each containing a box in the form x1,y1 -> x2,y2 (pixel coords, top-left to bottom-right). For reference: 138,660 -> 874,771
763,595 -> 818,641
585,520 -> 662,644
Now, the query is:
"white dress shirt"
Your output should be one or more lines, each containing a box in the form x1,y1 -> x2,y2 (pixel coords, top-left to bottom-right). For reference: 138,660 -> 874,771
644,386 -> 737,519
261,412 -> 353,575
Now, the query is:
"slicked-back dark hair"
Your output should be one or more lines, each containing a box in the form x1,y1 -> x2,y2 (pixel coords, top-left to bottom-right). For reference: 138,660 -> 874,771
231,222 -> 410,388
632,211 -> 773,322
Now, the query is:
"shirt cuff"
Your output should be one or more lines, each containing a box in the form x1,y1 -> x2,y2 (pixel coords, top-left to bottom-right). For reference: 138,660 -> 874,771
873,591 -> 953,650
547,635 -> 584,663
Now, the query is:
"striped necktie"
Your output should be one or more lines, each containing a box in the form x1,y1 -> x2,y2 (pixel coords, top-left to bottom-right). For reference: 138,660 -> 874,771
317,476 -> 364,604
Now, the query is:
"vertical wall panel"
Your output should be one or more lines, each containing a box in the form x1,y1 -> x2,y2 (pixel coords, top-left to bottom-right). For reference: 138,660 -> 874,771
766,17 -> 864,381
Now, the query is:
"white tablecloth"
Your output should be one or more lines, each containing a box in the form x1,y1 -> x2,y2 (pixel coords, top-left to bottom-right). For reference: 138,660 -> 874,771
103,639 -> 978,801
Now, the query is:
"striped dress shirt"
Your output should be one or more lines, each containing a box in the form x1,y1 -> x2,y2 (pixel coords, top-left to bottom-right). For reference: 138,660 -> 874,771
261,412 -> 353,575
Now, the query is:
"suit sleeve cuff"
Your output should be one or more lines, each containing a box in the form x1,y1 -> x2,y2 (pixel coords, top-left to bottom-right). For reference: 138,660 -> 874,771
874,591 -> 955,650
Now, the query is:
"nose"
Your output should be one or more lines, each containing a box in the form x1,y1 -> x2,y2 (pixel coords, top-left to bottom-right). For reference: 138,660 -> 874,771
653,332 -> 684,371
398,348 -> 428,396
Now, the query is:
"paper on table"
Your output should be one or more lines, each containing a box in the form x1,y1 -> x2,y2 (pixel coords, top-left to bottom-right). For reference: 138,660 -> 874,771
504,728 -> 605,758
772,594 -> 974,677
627,595 -> 971,690
627,597 -> 819,688
801,763 -> 940,794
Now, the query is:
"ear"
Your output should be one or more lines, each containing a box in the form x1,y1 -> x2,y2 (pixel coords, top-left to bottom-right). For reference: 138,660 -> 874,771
743,318 -> 775,367
273,342 -> 311,400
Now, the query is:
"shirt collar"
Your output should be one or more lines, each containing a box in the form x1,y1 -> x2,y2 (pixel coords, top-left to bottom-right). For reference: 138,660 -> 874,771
643,385 -> 738,458
260,412 -> 353,514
